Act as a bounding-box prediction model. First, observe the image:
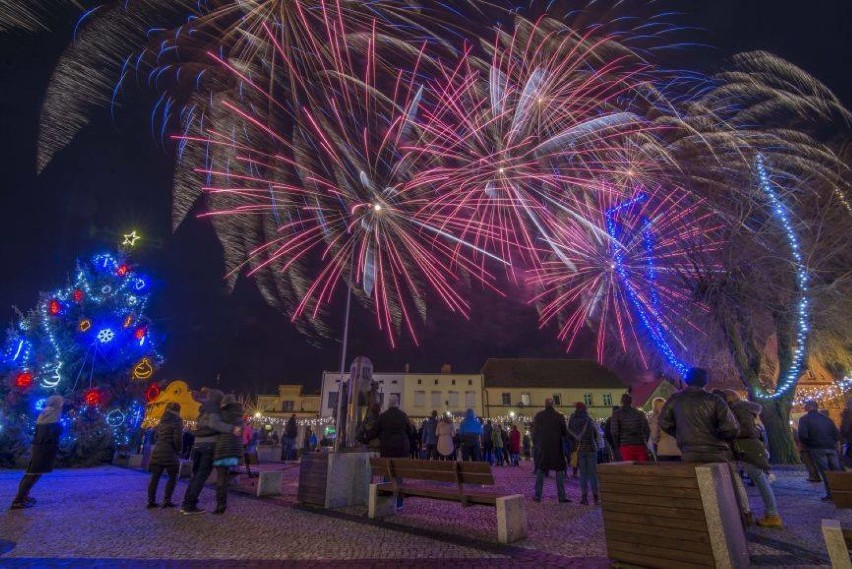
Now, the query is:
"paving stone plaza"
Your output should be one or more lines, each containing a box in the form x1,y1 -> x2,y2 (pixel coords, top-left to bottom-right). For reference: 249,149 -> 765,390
0,461 -> 847,568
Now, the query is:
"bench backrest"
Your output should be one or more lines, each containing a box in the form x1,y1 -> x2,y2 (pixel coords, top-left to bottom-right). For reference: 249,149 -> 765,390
369,457 -> 495,486
825,471 -> 852,509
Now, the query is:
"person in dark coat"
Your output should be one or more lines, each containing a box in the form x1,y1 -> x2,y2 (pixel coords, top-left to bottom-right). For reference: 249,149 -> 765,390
532,398 -> 570,503
212,395 -> 244,514
798,399 -> 842,501
365,395 -> 413,458
282,414 -> 298,461
364,395 -> 413,508
603,407 -> 621,461
422,411 -> 439,460
180,389 -> 240,515
482,420 -> 494,465
11,395 -> 63,510
147,402 -> 183,508
612,394 -> 651,462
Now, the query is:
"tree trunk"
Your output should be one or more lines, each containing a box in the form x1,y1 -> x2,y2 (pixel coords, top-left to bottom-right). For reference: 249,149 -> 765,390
719,306 -> 801,464
759,395 -> 799,464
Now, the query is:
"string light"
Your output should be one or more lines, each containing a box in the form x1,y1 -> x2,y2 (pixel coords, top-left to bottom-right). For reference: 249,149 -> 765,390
132,357 -> 154,380
794,376 -> 852,408
606,193 -> 689,377
754,154 -> 810,399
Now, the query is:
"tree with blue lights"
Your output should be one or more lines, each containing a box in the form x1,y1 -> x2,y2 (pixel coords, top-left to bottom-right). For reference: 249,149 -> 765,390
0,243 -> 161,467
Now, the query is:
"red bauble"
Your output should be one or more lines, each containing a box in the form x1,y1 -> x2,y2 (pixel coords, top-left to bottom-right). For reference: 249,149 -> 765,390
83,388 -> 103,407
116,264 -> 129,277
145,383 -> 161,403
134,326 -> 147,340
73,289 -> 84,302
48,299 -> 60,315
15,371 -> 33,390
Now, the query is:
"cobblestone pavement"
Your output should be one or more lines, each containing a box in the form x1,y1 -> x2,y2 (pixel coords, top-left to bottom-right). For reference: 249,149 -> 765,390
0,461 -> 848,568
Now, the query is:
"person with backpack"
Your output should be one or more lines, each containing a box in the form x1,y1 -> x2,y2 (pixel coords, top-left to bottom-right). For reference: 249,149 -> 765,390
568,402 -> 600,505
147,402 -> 183,508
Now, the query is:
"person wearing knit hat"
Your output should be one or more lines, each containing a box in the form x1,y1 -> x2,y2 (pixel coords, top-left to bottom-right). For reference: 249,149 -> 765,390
11,395 -> 64,510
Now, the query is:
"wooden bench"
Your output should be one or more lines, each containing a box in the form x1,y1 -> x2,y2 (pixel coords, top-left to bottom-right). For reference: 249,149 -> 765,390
823,472 -> 852,568
598,462 -> 749,569
368,458 -> 526,544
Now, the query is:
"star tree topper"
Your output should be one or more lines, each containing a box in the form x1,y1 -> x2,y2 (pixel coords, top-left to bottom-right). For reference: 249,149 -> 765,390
122,230 -> 141,247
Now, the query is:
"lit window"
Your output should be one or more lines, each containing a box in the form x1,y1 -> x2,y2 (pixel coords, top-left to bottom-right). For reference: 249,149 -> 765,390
521,393 -> 530,406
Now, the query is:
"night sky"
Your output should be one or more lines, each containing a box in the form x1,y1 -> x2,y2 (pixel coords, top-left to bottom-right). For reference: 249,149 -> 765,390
0,1 -> 848,395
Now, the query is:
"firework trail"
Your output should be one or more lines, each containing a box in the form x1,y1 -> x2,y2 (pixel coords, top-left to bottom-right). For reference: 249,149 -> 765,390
180,17 -> 505,346
409,15 -> 674,276
528,182 -> 725,371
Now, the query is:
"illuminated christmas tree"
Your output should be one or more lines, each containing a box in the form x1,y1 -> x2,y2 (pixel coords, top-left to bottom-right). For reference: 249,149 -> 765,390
0,232 -> 162,466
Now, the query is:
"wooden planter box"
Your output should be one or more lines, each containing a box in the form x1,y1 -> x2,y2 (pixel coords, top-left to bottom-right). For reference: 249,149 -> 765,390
297,450 -> 372,509
598,462 -> 749,569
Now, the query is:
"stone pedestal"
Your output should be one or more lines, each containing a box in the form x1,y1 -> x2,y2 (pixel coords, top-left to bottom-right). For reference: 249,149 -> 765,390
695,464 -> 750,569
496,494 -> 527,544
297,450 -> 372,509
257,471 -> 283,497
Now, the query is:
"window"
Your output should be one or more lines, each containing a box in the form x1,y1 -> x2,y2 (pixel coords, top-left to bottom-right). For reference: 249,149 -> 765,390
378,393 -> 385,407
390,393 -> 400,407
282,401 -> 295,412
602,393 -> 613,407
501,392 -> 511,406
431,391 -> 442,408
452,379 -> 456,385
414,391 -> 425,407
434,379 -> 439,385
327,392 -> 338,409
465,391 -> 476,408
417,379 -> 422,384
468,379 -> 473,386
448,391 -> 460,408
521,393 -> 530,406
553,394 -> 562,406
392,380 -> 398,384
583,393 -> 593,406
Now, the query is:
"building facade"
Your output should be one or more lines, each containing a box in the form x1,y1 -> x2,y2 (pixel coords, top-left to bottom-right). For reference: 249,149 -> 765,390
482,358 -> 628,420
256,384 -> 321,419
402,367 -> 484,418
319,364 -> 485,419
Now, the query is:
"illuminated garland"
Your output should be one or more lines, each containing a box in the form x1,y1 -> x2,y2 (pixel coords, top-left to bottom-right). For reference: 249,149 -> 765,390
754,155 -> 810,399
606,193 -> 689,377
793,376 -> 852,408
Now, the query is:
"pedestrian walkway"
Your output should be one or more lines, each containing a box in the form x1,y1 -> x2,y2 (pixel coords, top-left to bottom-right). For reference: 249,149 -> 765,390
0,462 -> 846,567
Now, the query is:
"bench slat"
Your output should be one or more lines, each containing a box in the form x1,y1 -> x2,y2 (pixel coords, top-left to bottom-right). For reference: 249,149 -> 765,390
600,482 -> 700,499
605,523 -> 710,546
607,539 -> 715,567
598,473 -> 699,488
598,463 -> 703,478
600,492 -> 704,510
602,510 -> 707,532
602,501 -> 707,521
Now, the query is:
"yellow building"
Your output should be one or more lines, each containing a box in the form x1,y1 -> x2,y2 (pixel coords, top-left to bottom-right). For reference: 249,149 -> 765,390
402,365 -> 484,418
256,384 -> 321,419
481,358 -> 628,420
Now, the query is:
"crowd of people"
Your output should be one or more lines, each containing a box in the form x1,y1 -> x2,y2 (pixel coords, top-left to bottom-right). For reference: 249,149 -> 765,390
10,368 -> 850,527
